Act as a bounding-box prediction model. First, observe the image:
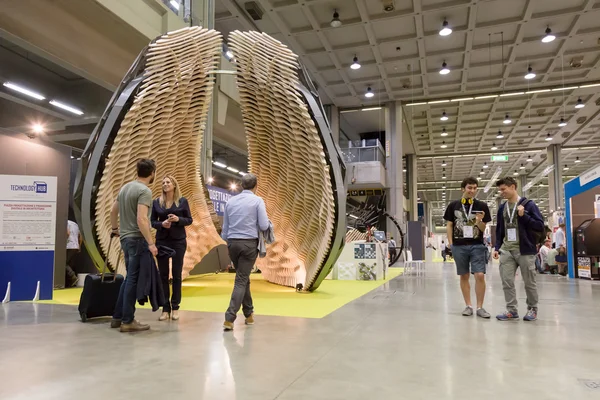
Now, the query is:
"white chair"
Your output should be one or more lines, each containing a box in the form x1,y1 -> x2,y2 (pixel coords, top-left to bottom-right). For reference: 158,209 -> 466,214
403,249 -> 425,276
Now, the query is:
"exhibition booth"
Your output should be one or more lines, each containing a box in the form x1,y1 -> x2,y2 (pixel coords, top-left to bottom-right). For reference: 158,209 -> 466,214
565,164 -> 600,279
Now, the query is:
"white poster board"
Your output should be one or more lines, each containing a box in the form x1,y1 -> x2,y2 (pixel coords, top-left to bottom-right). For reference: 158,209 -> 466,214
0,175 -> 57,251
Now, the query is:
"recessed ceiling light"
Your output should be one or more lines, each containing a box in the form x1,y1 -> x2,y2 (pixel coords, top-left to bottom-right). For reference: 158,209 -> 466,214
491,143 -> 498,150
497,130 -> 504,139
441,141 -> 448,148
350,55 -> 361,70
440,111 -> 448,121
558,118 -> 567,127
330,9 -> 342,28
365,87 -> 374,98
439,61 -> 450,75
3,82 -> 46,100
524,66 -> 536,80
575,98 -> 585,109
441,127 -> 448,137
545,133 -> 553,141
575,157 -> 581,163
49,100 -> 84,115
483,162 -> 489,169
503,114 -> 511,124
542,26 -> 555,43
439,19 -> 452,36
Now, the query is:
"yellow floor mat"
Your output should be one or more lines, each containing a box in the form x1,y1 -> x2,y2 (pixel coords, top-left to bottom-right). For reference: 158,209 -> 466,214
42,268 -> 404,319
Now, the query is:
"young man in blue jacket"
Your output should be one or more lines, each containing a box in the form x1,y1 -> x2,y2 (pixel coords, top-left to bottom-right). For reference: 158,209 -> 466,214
493,177 -> 545,322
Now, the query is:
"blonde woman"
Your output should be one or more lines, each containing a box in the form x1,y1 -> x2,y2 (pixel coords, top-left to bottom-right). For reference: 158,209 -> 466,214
151,175 -> 192,321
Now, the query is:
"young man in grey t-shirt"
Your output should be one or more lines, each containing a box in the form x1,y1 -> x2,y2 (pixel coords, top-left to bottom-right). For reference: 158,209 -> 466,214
110,159 -> 157,332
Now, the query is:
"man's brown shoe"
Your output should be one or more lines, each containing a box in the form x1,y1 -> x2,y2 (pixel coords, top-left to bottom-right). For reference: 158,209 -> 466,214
223,321 -> 234,331
245,314 -> 255,325
120,320 -> 150,332
110,319 -> 122,329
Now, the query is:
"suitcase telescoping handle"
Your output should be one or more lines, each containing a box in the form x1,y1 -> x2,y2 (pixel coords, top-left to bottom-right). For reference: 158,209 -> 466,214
101,233 -> 122,283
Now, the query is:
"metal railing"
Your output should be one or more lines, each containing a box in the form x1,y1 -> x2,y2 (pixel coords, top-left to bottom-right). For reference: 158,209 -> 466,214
341,144 -> 386,164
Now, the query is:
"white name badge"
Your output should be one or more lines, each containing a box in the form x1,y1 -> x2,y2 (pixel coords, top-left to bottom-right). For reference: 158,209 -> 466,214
463,226 -> 474,238
507,228 -> 517,242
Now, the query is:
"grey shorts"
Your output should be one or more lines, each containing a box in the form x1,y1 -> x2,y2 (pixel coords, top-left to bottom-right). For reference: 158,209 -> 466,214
452,244 -> 487,275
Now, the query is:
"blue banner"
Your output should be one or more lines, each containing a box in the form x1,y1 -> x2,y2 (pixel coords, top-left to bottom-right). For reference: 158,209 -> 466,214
206,185 -> 237,216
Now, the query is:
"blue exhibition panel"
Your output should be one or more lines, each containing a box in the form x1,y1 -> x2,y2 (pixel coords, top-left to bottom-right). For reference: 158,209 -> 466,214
0,250 -> 54,301
565,169 -> 600,279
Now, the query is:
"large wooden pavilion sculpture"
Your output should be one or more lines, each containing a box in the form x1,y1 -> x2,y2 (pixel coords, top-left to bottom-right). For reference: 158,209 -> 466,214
74,26 -> 345,291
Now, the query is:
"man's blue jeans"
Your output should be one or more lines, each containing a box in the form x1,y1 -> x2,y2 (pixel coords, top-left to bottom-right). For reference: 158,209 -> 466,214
113,237 -> 147,324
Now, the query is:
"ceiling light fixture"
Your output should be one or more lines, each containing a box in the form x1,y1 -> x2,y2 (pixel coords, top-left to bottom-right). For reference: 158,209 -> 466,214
403,168 -> 407,172
439,19 -> 452,36
49,100 -> 84,115
230,183 -> 238,191
497,130 -> 504,139
575,157 -> 581,163
542,26 -> 555,43
226,166 -> 239,173
491,143 -> 498,151
575,98 -> 585,109
483,162 -> 489,169
440,111 -> 448,121
558,118 -> 567,127
207,177 -> 214,184
213,161 -> 227,168
479,169 -> 484,175
441,127 -> 448,137
441,160 -> 447,166
330,9 -> 342,28
442,175 -> 447,179
520,163 -> 525,170
3,82 -> 46,100
170,0 -> 180,10
350,55 -> 361,70
503,114 -> 511,124
527,155 -> 533,162
524,66 -> 536,80
563,164 -> 569,171
545,133 -> 553,141
439,61 -> 450,75
238,171 -> 247,176
365,87 -> 374,98
440,141 -> 448,148
513,170 -> 519,176
32,124 -> 45,134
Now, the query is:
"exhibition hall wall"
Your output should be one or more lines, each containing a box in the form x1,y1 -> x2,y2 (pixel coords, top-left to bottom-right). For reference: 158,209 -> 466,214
0,135 -> 71,289
571,188 -> 600,228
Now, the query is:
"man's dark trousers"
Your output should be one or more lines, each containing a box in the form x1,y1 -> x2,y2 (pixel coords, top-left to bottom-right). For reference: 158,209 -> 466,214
225,239 -> 258,322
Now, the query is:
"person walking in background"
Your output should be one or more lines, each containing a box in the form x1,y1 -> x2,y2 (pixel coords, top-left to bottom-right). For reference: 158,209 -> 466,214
441,240 -> 447,262
493,177 -> 545,322
151,175 -> 193,322
221,173 -> 270,331
110,159 -> 157,333
388,236 -> 397,264
443,177 -> 492,319
66,219 -> 81,287
554,223 -> 566,250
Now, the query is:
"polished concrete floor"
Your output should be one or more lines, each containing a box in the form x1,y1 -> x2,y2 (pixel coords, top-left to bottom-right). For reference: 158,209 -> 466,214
2,262 -> 600,399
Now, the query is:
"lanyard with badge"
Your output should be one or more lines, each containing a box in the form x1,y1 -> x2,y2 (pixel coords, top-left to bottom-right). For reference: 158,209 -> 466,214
461,198 -> 475,238
506,197 -> 521,242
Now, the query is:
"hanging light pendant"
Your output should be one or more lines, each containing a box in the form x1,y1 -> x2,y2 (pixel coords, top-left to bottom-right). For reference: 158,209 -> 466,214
439,61 -> 450,75
558,118 -> 567,127
350,55 -> 361,70
483,162 -> 489,169
575,157 -> 581,163
365,87 -> 374,98
575,98 -> 585,109
441,127 -> 448,137
439,19 -> 452,36
440,111 -> 448,121
491,143 -> 498,150
441,141 -> 448,148
524,66 -> 536,80
542,26 -> 556,43
497,130 -> 504,139
330,9 -> 342,28
503,114 -> 511,124
545,133 -> 553,141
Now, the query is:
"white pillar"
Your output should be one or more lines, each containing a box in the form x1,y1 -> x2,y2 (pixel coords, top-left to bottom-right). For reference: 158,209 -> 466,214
547,144 -> 564,212
386,101 -> 404,238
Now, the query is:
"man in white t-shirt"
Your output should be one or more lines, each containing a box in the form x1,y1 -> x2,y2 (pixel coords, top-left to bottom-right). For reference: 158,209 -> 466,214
537,239 -> 551,273
66,220 -> 81,286
553,224 -> 566,250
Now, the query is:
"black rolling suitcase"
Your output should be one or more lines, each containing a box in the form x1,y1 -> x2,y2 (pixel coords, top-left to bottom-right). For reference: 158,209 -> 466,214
78,234 -> 124,322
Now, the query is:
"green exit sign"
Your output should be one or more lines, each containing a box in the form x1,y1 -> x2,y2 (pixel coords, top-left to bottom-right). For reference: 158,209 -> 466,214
491,155 -> 509,162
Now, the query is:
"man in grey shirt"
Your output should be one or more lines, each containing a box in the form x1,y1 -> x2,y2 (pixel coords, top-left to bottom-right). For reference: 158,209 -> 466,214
222,173 -> 270,331
110,159 -> 158,332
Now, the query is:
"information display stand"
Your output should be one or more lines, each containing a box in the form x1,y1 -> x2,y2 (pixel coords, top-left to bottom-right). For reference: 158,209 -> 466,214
331,240 -> 388,280
0,175 -> 57,301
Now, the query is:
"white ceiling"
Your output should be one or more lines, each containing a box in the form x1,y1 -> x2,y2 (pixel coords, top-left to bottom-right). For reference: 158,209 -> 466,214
215,0 -> 600,221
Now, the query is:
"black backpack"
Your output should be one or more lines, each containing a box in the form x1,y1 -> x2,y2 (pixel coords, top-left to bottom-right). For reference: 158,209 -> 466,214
520,199 -> 551,246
